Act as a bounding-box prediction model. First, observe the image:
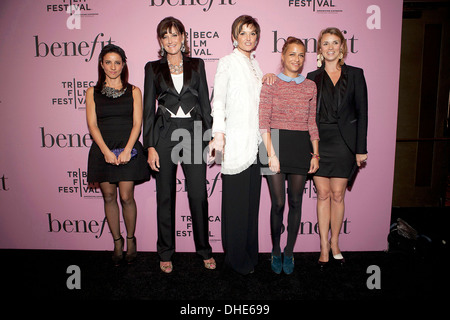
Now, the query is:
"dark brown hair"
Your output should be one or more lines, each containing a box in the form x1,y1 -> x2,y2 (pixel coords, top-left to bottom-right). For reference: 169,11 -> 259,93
156,16 -> 190,57
94,44 -> 129,91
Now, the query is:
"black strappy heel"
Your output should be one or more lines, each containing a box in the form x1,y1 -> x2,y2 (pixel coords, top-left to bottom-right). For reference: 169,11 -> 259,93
125,236 -> 137,264
112,236 -> 124,266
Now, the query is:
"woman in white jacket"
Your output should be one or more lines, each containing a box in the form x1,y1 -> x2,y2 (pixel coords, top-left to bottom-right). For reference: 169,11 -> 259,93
209,15 -> 266,275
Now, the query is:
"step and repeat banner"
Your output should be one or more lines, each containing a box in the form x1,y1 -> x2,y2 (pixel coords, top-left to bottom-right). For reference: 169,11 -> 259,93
0,0 -> 403,253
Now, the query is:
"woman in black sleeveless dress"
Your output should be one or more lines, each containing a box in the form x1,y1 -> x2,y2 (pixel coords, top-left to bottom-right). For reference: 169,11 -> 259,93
87,44 -> 150,265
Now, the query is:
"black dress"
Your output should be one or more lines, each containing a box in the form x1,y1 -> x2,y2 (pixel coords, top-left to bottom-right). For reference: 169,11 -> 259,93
315,73 -> 355,179
87,84 -> 150,184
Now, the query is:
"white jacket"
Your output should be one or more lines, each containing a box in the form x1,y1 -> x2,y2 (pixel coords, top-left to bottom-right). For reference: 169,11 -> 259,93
212,49 -> 263,175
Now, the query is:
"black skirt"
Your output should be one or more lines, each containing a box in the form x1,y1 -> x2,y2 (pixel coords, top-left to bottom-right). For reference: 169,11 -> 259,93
315,123 -> 356,179
262,129 -> 312,175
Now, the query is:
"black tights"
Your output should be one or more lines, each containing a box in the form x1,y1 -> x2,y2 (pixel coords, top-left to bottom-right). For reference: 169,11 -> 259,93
267,173 -> 307,257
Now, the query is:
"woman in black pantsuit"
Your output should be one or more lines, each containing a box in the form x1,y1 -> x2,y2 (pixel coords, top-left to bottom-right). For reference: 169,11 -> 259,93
143,16 -> 216,273
307,27 -> 368,269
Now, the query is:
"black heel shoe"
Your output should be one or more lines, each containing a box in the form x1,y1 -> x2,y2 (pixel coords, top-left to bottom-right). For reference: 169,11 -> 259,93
112,236 -> 124,266
317,242 -> 330,271
332,253 -> 345,267
126,236 -> 137,264
331,244 -> 345,267
317,260 -> 328,271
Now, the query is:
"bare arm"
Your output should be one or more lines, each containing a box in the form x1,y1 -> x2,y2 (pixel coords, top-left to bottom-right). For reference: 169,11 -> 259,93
85,87 -> 118,165
117,86 -> 143,165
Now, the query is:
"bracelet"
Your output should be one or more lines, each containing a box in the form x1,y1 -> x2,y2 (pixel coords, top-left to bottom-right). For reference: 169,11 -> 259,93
268,154 -> 277,160
310,153 -> 320,160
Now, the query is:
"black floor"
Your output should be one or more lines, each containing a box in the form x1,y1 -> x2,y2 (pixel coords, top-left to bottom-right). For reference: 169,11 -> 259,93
3,207 -> 449,311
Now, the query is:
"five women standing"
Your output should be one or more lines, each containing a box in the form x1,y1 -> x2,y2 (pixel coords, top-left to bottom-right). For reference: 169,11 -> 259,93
86,17 -> 367,274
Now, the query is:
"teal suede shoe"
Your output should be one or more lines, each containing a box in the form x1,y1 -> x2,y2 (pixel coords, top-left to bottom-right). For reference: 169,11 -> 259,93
283,254 -> 294,275
271,252 -> 282,274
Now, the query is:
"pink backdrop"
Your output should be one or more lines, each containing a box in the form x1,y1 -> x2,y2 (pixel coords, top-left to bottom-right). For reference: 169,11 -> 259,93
0,0 -> 403,253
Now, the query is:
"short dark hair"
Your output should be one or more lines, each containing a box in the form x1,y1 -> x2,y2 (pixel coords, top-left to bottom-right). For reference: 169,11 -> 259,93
231,15 -> 261,43
95,44 -> 129,91
156,16 -> 190,57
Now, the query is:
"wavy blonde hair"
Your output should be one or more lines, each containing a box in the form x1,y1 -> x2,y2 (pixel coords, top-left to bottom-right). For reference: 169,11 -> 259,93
317,27 -> 347,66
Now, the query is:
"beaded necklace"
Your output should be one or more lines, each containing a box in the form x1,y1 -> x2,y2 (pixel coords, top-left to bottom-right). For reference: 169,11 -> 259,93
101,85 -> 127,98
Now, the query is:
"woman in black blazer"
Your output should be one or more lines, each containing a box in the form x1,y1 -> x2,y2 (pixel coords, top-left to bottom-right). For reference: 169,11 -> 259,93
143,16 -> 215,273
306,27 -> 368,269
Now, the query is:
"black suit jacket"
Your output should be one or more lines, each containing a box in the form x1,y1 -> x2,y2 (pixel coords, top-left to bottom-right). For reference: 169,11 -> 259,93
143,56 -> 212,149
307,64 -> 368,155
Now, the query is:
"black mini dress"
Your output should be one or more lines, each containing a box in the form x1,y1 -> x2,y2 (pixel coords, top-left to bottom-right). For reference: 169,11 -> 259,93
87,84 -> 150,184
315,73 -> 355,179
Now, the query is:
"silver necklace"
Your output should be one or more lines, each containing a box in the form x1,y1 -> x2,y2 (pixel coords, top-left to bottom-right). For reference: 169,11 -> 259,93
101,85 -> 127,98
168,60 -> 183,74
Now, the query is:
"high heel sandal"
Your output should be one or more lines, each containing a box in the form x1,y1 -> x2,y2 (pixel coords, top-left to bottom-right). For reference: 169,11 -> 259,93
112,236 -> 124,266
125,236 -> 137,264
160,261 -> 173,274
204,257 -> 216,270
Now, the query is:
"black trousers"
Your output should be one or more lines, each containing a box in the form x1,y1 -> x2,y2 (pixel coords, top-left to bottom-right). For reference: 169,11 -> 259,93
221,160 -> 262,275
155,118 -> 212,261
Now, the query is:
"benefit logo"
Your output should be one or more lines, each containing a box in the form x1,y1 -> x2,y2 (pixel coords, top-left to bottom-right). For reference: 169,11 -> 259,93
149,0 -> 236,12
272,30 -> 359,54
34,33 -> 115,62
40,127 -> 92,148
47,212 -> 110,238
0,174 -> 9,191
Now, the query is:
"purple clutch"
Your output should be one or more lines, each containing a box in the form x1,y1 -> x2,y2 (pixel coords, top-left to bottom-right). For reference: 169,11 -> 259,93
111,148 -> 138,159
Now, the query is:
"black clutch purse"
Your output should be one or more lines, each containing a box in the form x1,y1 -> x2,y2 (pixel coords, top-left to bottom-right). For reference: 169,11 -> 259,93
111,148 -> 138,159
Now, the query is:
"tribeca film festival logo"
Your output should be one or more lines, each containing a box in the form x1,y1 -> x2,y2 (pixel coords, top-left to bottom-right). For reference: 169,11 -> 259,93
187,29 -> 220,61
51,79 -> 94,110
288,0 -> 342,14
58,168 -> 102,198
149,0 -> 236,12
177,214 -> 221,241
46,0 -> 99,30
